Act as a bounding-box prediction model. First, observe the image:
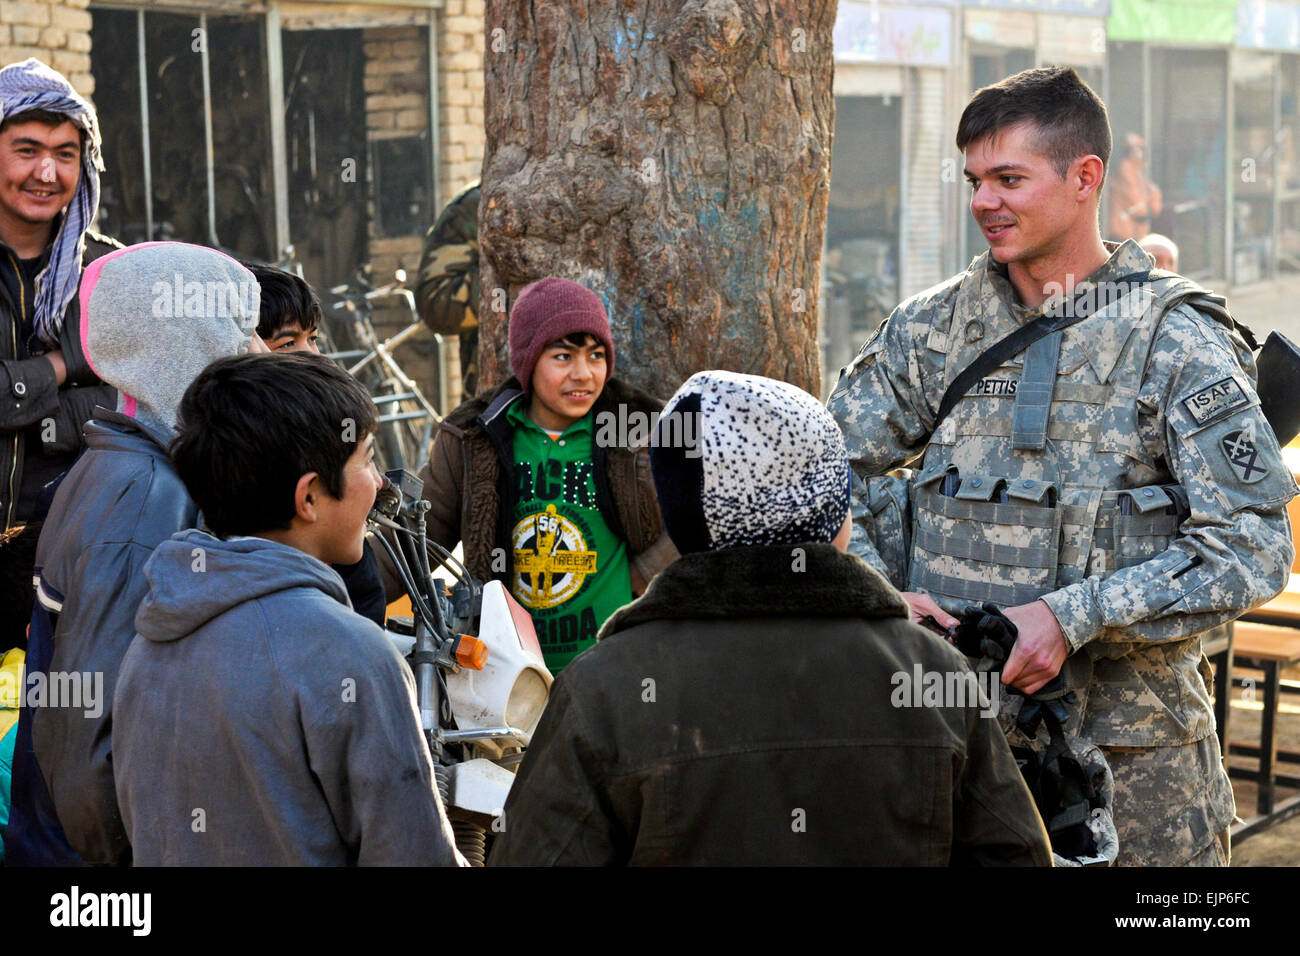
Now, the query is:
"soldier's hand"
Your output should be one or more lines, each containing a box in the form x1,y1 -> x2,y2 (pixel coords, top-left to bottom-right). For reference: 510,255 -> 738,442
900,592 -> 959,630
1000,600 -> 1068,694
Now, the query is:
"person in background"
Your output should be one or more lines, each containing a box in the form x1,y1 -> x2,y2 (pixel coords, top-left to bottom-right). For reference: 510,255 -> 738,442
244,261 -> 386,627
416,181 -> 480,399
1109,132 -> 1163,241
1139,232 -> 1179,272
0,58 -> 121,648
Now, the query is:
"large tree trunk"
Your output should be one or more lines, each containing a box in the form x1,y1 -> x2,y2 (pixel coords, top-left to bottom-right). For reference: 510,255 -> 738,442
479,0 -> 836,397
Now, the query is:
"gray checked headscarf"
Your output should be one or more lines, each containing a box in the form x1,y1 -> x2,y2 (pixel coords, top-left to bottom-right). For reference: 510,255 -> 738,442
0,58 -> 103,348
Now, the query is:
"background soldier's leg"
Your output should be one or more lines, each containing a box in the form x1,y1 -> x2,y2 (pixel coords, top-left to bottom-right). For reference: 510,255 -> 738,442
461,331 -> 478,398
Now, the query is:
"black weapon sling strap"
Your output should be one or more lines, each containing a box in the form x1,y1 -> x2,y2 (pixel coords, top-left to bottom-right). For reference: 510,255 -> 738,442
932,270 -> 1151,432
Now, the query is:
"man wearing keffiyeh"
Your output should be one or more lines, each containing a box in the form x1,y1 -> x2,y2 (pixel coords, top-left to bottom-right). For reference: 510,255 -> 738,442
0,59 -> 120,651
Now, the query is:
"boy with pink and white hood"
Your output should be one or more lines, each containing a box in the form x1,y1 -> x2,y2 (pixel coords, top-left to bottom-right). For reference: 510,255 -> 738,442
7,241 -> 263,866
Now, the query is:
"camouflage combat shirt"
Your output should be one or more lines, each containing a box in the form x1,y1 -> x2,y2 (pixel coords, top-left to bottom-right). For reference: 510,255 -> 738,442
828,239 -> 1298,748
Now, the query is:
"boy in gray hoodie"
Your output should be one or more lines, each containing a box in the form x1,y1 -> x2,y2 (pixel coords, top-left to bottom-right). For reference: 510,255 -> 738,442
8,242 -> 264,866
114,353 -> 462,866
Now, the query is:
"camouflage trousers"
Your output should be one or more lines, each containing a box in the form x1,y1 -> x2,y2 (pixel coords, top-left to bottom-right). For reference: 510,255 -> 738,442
1101,734 -> 1234,866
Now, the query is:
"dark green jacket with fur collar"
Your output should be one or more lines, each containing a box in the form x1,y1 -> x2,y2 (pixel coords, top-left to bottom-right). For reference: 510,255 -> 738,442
490,543 -> 1052,866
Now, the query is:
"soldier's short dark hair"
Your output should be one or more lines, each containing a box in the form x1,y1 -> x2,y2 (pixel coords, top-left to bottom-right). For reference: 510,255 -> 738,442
956,67 -> 1112,182
171,353 -> 377,538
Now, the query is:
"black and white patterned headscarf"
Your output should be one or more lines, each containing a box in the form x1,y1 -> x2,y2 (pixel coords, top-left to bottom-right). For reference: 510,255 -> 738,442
651,370 -> 852,553
0,58 -> 103,348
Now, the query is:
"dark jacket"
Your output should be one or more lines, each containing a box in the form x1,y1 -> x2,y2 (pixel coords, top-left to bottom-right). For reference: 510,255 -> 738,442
114,530 -> 463,866
382,376 -> 676,598
0,231 -> 122,531
490,543 -> 1052,866
7,410 -> 196,866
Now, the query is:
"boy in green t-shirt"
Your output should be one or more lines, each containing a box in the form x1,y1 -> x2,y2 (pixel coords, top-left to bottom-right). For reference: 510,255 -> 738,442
409,278 -> 676,673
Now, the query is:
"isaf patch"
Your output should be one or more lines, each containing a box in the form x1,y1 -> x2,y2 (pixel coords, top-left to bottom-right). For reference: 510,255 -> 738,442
1220,421 -> 1269,483
1183,377 -> 1249,425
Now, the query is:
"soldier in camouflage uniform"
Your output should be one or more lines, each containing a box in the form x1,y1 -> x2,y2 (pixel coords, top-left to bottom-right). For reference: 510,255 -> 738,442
416,181 -> 481,396
828,67 -> 1298,866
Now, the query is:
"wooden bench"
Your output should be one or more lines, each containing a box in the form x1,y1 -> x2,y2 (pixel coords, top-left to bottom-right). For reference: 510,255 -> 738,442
1226,620 -> 1300,838
1241,586 -> 1300,627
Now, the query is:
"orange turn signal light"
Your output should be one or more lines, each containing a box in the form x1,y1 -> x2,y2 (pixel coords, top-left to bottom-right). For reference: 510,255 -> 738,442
455,634 -> 489,670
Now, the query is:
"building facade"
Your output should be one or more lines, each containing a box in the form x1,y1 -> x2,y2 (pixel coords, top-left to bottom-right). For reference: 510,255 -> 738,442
2,0 -> 484,394
8,0 -> 1300,396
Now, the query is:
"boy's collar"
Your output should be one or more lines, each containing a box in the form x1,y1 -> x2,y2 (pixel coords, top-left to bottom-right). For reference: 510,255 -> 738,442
505,397 -> 593,436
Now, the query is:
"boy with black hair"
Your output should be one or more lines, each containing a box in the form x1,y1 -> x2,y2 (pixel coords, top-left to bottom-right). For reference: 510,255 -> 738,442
244,261 -> 322,353
244,261 -> 388,626
409,276 -> 675,674
113,352 -> 462,866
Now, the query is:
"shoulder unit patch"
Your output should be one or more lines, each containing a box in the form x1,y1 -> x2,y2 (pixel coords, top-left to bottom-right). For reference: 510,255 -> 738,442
1220,420 -> 1270,483
1183,376 -> 1249,425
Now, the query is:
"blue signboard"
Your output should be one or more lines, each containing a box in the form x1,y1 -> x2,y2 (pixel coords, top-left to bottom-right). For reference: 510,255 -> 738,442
835,3 -> 953,66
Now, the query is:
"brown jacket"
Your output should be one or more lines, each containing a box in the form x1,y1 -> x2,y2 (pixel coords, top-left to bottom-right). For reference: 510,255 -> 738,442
490,543 -> 1052,866
413,376 -> 676,593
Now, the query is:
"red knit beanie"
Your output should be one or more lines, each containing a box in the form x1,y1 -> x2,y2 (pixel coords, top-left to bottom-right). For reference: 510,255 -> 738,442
508,278 -> 615,391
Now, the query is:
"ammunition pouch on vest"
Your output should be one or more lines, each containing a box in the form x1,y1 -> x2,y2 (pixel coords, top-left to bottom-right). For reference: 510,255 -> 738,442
908,469 -> 1189,609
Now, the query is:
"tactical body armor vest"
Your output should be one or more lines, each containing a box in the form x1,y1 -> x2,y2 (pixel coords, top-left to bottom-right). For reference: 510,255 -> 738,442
900,258 -> 1244,747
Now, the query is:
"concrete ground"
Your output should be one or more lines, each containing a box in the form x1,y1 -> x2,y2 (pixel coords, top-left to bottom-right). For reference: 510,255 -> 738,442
1223,685 -> 1300,866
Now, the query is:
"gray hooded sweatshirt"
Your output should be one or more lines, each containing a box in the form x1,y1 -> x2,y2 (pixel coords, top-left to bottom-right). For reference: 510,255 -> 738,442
114,530 -> 463,866
23,242 -> 263,866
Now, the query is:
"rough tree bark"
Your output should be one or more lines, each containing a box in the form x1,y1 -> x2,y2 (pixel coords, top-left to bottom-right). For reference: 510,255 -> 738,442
479,0 -> 837,397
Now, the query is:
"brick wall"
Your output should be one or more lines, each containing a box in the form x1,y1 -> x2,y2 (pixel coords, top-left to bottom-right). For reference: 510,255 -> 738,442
362,24 -> 437,405
438,0 -> 484,202
363,12 -> 485,413
364,25 -> 428,284
0,0 -> 95,96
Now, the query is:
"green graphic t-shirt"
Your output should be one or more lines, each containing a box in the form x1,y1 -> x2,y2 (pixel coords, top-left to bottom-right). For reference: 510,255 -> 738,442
507,401 -> 632,673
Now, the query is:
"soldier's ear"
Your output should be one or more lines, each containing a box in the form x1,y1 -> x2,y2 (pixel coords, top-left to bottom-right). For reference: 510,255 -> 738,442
1075,155 -> 1105,200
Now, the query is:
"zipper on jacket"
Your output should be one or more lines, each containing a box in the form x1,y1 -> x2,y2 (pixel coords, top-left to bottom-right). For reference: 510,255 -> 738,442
4,250 -> 23,531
